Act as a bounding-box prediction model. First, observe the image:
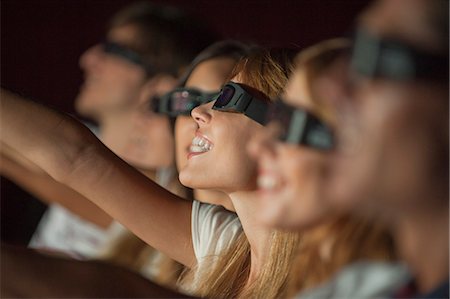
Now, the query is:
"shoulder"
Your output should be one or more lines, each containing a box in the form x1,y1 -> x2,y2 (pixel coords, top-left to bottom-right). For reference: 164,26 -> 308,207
296,261 -> 411,299
191,200 -> 242,261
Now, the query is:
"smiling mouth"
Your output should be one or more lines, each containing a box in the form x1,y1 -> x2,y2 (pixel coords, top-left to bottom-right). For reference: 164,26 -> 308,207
188,134 -> 213,159
257,170 -> 281,192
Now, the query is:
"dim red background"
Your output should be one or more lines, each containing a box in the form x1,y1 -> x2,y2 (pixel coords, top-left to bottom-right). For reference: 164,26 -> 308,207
1,0 -> 370,244
2,0 -> 370,113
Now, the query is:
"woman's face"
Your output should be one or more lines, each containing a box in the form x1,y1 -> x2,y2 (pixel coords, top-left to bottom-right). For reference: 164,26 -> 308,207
175,57 -> 237,173
121,84 -> 176,169
248,69 -> 336,230
178,76 -> 264,194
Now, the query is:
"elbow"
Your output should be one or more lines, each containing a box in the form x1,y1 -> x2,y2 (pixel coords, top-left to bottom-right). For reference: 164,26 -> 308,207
50,116 -> 102,185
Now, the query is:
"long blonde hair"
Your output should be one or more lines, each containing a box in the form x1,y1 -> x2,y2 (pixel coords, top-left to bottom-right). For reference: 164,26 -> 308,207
180,48 -> 300,299
285,39 -> 396,297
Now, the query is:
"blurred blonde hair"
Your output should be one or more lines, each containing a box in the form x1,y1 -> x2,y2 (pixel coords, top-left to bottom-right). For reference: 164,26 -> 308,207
294,38 -> 351,125
179,48 -> 301,299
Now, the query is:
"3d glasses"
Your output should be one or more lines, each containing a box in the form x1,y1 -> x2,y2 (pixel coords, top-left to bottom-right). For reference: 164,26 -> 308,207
212,82 -> 269,125
153,88 -> 218,117
266,99 -> 334,150
102,41 -> 153,75
351,28 -> 449,83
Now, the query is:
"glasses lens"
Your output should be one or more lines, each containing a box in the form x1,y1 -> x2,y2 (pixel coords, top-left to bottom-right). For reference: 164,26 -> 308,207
170,90 -> 200,115
213,85 -> 235,108
266,100 -> 293,140
303,118 -> 334,149
266,100 -> 334,149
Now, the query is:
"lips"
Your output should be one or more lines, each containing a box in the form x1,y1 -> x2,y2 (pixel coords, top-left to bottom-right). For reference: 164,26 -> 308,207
188,133 -> 213,159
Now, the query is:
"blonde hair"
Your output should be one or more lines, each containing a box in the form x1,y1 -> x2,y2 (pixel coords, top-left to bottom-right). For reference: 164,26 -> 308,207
294,38 -> 351,125
182,231 -> 300,298
286,216 -> 394,297
285,39 -> 396,297
179,48 -> 300,298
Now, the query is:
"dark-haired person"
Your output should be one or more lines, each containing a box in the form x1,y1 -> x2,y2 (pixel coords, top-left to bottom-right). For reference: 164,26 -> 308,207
1,0 -> 216,268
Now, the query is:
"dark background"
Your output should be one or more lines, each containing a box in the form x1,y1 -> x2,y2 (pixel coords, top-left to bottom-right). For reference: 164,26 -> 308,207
1,0 -> 371,244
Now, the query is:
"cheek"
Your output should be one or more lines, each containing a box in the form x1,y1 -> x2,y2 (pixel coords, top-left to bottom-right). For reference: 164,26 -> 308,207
175,118 -> 197,171
220,131 -> 258,187
285,154 -> 330,218
104,61 -> 144,89
148,117 -> 174,161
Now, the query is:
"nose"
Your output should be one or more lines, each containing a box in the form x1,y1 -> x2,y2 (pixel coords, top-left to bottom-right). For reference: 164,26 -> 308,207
247,122 -> 280,160
79,44 -> 103,72
191,102 -> 213,126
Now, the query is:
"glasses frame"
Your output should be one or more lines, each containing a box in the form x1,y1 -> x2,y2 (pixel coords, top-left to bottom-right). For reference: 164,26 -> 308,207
212,82 -> 269,125
102,41 -> 154,75
157,87 -> 218,117
351,28 -> 449,82
266,99 -> 335,150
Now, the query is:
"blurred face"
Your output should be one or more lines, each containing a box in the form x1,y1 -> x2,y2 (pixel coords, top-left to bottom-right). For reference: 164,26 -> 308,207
120,75 -> 177,169
325,0 -> 449,217
75,24 -> 147,119
248,69 -> 338,230
178,76 -> 263,194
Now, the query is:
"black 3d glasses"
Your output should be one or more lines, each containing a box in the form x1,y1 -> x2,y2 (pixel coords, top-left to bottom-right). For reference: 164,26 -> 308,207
102,41 -> 153,75
155,88 -> 218,117
212,82 -> 269,125
351,28 -> 449,83
266,99 -> 334,150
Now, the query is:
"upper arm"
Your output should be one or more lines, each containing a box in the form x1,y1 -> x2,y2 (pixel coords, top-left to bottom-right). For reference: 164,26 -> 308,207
66,139 -> 196,267
0,147 -> 113,228
1,91 -> 196,266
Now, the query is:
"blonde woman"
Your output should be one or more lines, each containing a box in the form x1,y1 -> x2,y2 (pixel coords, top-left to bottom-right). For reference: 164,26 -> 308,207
1,48 -> 299,298
249,40 -> 409,298
101,40 -> 250,287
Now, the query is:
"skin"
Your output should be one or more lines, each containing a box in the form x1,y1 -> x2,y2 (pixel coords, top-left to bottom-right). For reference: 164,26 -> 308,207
1,67 -> 278,289
76,24 -> 176,169
0,24 -> 177,231
178,76 -> 274,283
175,57 -> 236,211
247,69 -> 336,231
75,24 -> 147,119
325,0 -> 449,293
179,82 -> 261,193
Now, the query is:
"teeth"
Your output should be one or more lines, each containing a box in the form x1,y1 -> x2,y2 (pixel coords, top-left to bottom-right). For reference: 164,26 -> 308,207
257,173 -> 279,190
190,136 -> 213,153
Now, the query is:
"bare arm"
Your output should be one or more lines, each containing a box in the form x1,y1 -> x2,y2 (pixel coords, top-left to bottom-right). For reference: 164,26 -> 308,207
0,89 -> 195,267
0,144 -> 113,229
1,244 -> 192,298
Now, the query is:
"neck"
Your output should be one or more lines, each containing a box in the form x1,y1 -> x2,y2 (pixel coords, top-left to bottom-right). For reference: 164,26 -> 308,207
394,203 -> 449,293
228,190 -> 273,286
194,189 -> 234,211
98,109 -> 136,156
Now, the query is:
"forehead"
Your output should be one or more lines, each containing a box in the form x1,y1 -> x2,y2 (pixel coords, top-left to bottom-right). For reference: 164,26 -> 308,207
359,0 -> 438,50
284,69 -> 311,108
185,58 -> 236,92
107,24 -> 140,46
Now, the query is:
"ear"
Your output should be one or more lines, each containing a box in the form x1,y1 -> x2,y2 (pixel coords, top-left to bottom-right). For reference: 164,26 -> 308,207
137,74 -> 178,106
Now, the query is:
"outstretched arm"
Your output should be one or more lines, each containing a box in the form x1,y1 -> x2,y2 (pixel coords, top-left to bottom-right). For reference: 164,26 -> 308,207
0,144 -> 113,228
0,89 -> 195,267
